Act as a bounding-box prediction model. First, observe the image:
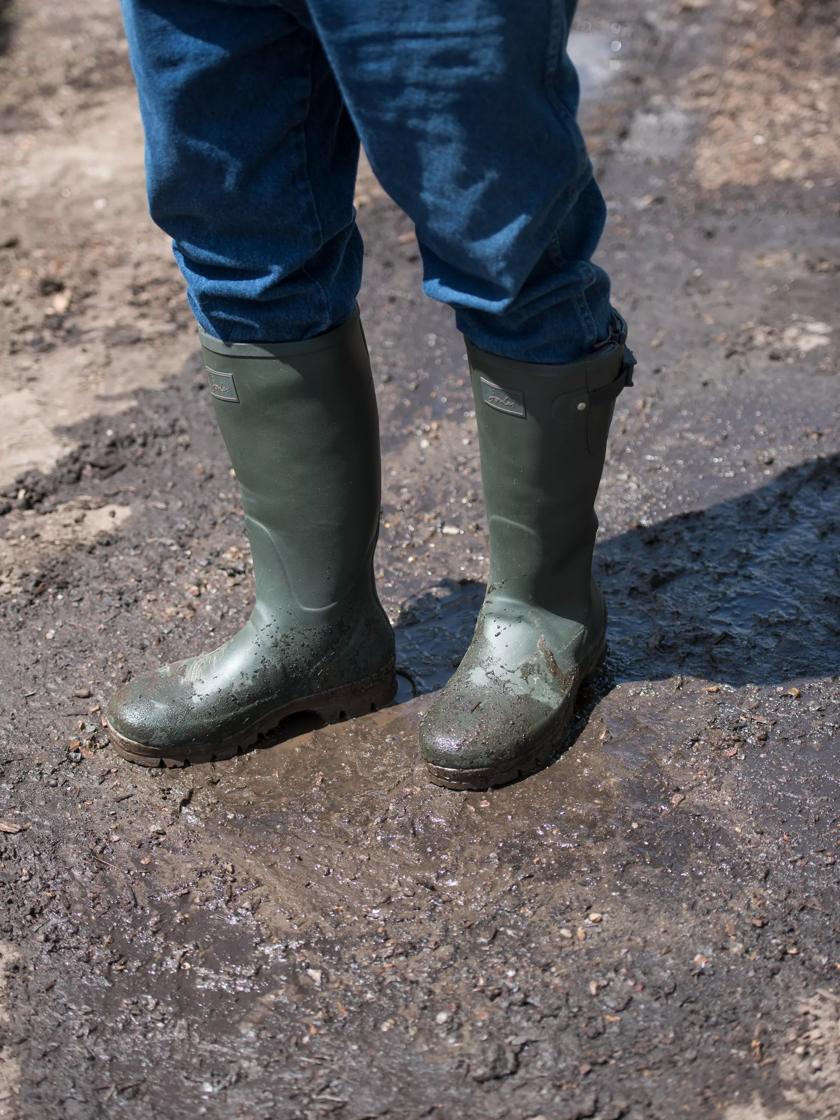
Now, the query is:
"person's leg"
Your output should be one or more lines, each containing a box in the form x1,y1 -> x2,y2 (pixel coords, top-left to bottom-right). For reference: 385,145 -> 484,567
108,0 -> 394,765
307,0 -> 632,786
306,0 -> 611,361
120,0 -> 362,341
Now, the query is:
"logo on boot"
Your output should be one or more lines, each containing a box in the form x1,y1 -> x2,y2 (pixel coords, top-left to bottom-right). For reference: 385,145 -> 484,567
480,377 -> 525,417
205,368 -> 239,402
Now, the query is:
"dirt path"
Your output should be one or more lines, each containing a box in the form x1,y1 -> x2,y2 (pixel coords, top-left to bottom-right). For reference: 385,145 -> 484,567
0,1 -> 838,1118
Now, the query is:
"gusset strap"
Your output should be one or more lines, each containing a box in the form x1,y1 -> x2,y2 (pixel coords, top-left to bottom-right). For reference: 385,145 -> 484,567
589,345 -> 636,407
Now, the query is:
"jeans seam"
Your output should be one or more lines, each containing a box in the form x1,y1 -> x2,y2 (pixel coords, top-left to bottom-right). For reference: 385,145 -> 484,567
549,211 -> 599,350
544,0 -> 563,84
297,34 -> 331,329
547,173 -> 598,351
573,291 -> 598,350
543,0 -> 587,163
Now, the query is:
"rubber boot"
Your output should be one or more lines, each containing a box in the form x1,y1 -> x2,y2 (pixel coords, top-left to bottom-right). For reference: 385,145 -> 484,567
107,311 -> 396,766
419,314 -> 635,790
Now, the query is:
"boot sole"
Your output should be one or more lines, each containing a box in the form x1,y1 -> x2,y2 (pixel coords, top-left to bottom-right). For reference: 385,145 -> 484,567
424,641 -> 606,792
109,661 -> 397,768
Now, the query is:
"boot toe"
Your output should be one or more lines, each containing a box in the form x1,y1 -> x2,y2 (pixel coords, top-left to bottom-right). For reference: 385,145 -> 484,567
419,687 -> 558,776
107,674 -> 179,750
106,665 -> 209,755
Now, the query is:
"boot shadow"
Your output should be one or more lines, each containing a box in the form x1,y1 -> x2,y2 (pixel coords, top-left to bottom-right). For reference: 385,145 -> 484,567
599,453 -> 838,688
0,1 -> 13,57
391,453 -> 838,777
204,453 -> 837,769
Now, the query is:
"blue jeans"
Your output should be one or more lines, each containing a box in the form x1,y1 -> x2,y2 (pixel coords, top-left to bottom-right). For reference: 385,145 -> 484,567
121,0 -> 613,362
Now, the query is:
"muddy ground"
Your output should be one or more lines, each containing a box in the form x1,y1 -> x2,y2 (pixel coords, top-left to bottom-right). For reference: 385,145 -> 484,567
0,0 -> 838,1117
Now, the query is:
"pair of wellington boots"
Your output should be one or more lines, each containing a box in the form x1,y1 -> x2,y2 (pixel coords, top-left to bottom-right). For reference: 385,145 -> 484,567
107,310 -> 634,790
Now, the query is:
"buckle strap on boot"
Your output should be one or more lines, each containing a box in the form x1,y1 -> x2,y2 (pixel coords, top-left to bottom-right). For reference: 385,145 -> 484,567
581,315 -> 636,452
588,347 -> 636,407
587,311 -> 636,406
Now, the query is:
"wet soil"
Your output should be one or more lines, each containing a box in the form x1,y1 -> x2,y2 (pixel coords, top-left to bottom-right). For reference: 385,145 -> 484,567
0,0 -> 838,1117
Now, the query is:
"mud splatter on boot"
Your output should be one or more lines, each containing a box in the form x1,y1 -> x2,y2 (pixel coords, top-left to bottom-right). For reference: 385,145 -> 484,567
420,316 -> 634,789
107,312 -> 395,765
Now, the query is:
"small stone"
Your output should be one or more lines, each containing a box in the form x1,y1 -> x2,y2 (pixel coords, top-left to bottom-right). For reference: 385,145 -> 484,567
587,912 -> 603,924
435,1011 -> 450,1024
73,686 -> 92,699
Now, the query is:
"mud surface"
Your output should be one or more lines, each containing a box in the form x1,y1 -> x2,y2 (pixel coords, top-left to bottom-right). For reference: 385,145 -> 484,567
1,1 -> 838,1117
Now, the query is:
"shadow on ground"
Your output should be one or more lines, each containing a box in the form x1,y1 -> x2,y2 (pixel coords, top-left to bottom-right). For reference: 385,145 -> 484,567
0,0 -> 13,57
395,452 -> 839,695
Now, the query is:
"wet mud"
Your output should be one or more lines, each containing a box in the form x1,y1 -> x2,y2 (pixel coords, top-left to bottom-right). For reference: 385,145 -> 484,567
1,0 -> 838,1117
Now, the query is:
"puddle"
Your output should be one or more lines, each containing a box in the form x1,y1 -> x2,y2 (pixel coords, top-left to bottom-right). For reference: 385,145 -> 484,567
186,667 -> 685,936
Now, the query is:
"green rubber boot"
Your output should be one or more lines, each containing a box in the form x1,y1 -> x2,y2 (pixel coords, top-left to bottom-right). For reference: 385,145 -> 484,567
420,315 -> 635,790
107,311 -> 396,766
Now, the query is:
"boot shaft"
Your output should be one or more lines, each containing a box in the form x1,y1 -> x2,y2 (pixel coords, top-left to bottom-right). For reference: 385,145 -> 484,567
466,316 -> 634,618
199,312 -> 383,614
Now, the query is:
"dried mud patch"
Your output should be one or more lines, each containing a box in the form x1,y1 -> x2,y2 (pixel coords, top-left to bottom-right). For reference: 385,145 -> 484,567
684,0 -> 840,190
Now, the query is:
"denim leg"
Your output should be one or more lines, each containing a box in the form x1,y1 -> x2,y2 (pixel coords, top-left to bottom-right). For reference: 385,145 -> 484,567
120,0 -> 362,341
307,0 -> 611,361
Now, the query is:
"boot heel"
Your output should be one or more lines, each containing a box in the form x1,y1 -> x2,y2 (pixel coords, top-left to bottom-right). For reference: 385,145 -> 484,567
312,663 -> 397,724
